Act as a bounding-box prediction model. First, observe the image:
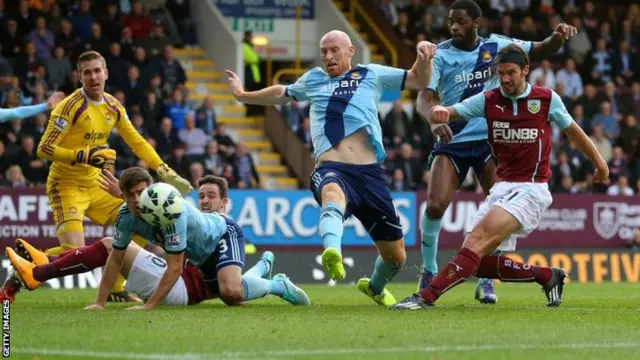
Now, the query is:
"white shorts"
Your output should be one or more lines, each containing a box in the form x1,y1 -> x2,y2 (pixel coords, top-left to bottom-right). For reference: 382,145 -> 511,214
468,181 -> 553,252
125,250 -> 189,306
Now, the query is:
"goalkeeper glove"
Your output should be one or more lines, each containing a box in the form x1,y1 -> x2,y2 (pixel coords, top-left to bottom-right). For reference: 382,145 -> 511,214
74,145 -> 116,169
156,163 -> 194,195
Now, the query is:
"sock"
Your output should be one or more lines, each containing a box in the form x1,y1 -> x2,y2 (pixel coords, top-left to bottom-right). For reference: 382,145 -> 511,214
244,258 -> 271,278
369,256 -> 402,295
420,247 -> 480,304
241,275 -> 286,301
318,201 -> 344,255
33,241 -> 109,282
476,255 -> 553,286
421,213 -> 442,274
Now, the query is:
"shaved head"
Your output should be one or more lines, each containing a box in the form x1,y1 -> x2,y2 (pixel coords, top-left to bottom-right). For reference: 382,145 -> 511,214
320,30 -> 355,77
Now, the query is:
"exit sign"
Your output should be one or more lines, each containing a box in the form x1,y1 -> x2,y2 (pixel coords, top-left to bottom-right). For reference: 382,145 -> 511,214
231,18 -> 275,32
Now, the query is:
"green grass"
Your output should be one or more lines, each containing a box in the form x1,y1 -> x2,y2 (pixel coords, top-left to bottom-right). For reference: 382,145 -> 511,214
7,282 -> 640,360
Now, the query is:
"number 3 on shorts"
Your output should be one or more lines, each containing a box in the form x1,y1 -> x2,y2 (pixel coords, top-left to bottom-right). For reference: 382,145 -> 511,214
218,239 -> 228,253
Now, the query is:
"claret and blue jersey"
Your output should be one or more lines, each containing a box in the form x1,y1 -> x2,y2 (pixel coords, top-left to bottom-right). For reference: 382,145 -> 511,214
285,63 -> 407,163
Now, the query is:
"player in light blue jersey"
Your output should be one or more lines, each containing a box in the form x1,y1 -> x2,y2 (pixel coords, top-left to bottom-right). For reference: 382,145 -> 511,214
414,0 -> 578,304
226,30 -> 436,306
0,92 -> 63,122
85,168 -> 310,310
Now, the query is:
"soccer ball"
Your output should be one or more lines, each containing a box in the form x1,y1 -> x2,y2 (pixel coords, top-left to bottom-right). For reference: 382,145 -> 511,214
139,182 -> 185,227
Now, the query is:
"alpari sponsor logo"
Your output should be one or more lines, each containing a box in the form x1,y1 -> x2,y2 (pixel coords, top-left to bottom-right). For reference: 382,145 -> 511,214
321,79 -> 361,95
84,130 -> 110,141
492,122 -> 539,144
454,68 -> 492,89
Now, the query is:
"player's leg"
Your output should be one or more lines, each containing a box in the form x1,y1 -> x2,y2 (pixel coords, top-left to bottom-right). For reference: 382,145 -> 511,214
474,149 -> 500,304
419,153 -> 461,290
310,166 -> 349,281
243,251 -> 274,279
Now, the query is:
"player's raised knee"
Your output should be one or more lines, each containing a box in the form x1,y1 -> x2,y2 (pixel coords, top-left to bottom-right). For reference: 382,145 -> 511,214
320,182 -> 345,205
425,198 -> 449,219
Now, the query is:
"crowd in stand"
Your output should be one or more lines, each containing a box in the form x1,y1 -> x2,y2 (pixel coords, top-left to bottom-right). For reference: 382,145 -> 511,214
364,0 -> 640,196
0,0 -> 262,190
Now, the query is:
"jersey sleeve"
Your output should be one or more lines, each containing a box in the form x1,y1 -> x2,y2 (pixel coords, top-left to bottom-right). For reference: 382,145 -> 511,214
113,100 -> 164,170
452,92 -> 486,120
162,215 -> 187,254
284,70 -> 311,101
37,96 -> 79,163
548,90 -> 573,130
0,104 -> 48,123
494,34 -> 533,54
112,207 -> 134,250
368,63 -> 407,91
426,54 -> 443,92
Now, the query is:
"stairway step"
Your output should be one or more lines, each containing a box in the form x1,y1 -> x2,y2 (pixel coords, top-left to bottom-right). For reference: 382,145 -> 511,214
274,177 -> 299,187
245,141 -> 272,151
359,32 -> 369,41
256,165 -> 288,174
187,71 -> 221,80
368,43 -> 378,53
221,105 -> 246,114
333,1 -> 344,10
186,82 -> 227,92
371,54 -> 385,63
217,116 -> 264,126
257,152 -> 281,165
190,93 -> 234,103
174,48 -> 205,56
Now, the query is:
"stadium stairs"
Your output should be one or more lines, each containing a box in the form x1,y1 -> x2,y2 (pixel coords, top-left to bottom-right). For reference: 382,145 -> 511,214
173,47 -> 299,190
332,0 -> 415,103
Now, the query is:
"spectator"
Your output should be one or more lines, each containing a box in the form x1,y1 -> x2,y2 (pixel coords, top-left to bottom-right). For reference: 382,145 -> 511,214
131,47 -> 153,86
214,123 -> 236,157
417,168 -> 429,191
81,23 -> 109,56
378,0 -> 398,27
598,22 -> 615,49
552,152 -> 579,192
124,0 -> 152,41
242,32 -> 262,116
28,113 -> 46,145
586,38 -> 615,85
401,0 -> 423,29
2,19 -> 25,60
178,112 -> 208,158
195,96 -> 217,134
607,175 -> 634,196
282,102 -> 303,132
189,161 -> 205,187
28,16 -> 54,63
101,3 -> 124,43
614,40 -> 638,87
232,142 -> 260,189
426,0 -> 447,32
164,88 -> 190,130
576,83 -> 601,120
589,125 -> 613,163
203,140 -> 225,177
156,45 -> 186,91
0,140 -> 11,180
60,70 -> 81,95
26,65 -> 48,97
154,117 -> 180,159
221,163 -> 237,188
555,83 -> 573,110
56,19 -> 78,61
390,168 -> 410,191
141,91 -> 163,128
15,135 -> 46,185
141,20 -> 172,58
166,0 -> 197,46
395,12 -> 414,47
2,165 -> 28,188
124,65 -> 145,106
47,46 -> 72,91
166,142 -> 190,179
529,60 -> 556,89
16,0 -> 35,35
393,143 -> 421,190
619,20 -> 640,51
384,101 -> 411,149
14,42 -> 41,82
566,17 -> 591,66
632,82 -> 640,121
572,104 -> 587,132
609,146 -> 629,181
119,27 -> 136,62
592,101 -> 620,143
603,82 -> 631,121
48,3 -> 64,36
70,0 -> 95,40
555,58 -> 583,100
619,115 -> 640,156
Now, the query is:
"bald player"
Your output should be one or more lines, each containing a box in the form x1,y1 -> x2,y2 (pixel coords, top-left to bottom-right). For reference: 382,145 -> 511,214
225,30 -> 436,306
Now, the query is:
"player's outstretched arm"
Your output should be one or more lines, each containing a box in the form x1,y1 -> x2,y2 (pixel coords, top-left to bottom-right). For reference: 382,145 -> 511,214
0,92 -> 63,123
404,41 -> 437,90
133,252 -> 184,310
226,70 -> 292,105
85,248 -> 125,310
431,91 -> 486,123
530,23 -> 578,56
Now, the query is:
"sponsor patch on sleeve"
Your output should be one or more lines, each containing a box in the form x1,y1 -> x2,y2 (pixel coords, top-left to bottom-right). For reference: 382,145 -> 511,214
54,117 -> 68,130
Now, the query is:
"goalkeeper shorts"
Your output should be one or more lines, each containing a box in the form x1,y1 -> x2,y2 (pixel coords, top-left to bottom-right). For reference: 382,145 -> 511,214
46,178 -> 124,236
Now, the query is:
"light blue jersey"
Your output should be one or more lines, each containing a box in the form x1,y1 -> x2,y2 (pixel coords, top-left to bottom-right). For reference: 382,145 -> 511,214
453,83 -> 573,130
285,64 -> 407,162
0,104 -> 48,122
113,201 -> 228,266
429,34 -> 534,143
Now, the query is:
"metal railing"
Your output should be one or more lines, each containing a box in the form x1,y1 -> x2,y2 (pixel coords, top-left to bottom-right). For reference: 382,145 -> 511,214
348,0 -> 398,67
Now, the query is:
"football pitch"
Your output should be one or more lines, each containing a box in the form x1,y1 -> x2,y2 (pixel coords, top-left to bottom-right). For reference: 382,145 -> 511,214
7,282 -> 640,360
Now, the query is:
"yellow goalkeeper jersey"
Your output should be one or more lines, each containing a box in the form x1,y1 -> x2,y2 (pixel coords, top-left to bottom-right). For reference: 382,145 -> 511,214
38,88 -> 164,185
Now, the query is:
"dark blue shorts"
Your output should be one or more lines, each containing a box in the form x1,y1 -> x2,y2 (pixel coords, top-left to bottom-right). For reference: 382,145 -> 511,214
428,140 -> 493,187
310,161 -> 403,242
198,217 -> 245,294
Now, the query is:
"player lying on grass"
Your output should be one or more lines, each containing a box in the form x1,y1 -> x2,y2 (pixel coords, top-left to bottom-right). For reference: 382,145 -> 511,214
391,44 -> 609,310
6,169 -> 308,308
227,30 -> 436,307
414,0 -> 577,304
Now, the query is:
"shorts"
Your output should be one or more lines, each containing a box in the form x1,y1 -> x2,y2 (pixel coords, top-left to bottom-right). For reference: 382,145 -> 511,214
310,161 -> 403,241
198,217 -> 246,295
468,181 -> 553,251
46,178 -> 123,236
428,140 -> 493,187
125,250 -> 189,306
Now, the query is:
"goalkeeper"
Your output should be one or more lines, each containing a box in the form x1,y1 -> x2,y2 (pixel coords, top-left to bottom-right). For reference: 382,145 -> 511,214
34,50 -> 192,302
